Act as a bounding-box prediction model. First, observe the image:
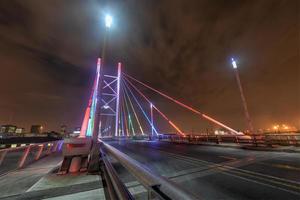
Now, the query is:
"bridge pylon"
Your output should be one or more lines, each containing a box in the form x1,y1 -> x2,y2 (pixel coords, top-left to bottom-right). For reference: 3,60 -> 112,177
58,58 -> 123,174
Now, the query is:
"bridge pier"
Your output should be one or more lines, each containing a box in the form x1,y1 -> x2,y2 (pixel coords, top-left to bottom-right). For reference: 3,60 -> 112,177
58,138 -> 93,174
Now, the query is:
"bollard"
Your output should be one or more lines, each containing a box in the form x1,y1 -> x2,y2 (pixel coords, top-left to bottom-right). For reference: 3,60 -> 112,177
52,142 -> 59,152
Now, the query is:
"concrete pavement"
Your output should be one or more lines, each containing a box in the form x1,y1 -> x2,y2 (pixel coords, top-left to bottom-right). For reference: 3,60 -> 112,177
0,153 -> 105,200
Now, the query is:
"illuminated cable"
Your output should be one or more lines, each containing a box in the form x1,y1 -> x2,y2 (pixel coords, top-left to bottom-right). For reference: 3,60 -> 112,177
123,81 -> 144,135
121,96 -> 129,136
124,77 -> 185,136
122,90 -> 134,136
123,79 -> 159,135
123,87 -> 136,135
123,73 -> 239,135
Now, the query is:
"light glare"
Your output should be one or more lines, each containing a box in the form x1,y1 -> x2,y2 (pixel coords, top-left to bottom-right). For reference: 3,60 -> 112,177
105,15 -> 112,28
231,58 -> 238,69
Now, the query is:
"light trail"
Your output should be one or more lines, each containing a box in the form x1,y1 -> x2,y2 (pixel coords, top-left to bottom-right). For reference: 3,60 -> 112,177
123,73 -> 240,135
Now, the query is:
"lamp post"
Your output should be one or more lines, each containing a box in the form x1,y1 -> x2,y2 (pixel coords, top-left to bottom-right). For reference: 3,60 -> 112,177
88,14 -> 114,172
150,103 -> 154,140
231,58 -> 254,135
92,14 -> 113,140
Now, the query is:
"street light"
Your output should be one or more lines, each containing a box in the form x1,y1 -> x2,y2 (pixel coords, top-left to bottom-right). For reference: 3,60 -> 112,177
92,14 -> 114,140
231,58 -> 238,69
101,14 -> 113,62
105,14 -> 112,28
231,58 -> 254,135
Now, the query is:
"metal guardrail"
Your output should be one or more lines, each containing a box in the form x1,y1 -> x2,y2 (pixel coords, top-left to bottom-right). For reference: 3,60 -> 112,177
100,141 -> 200,200
0,140 -> 63,173
100,147 -> 134,200
159,134 -> 300,146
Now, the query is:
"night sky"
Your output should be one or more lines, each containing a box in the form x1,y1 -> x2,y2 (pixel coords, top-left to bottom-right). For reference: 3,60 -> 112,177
0,0 -> 299,132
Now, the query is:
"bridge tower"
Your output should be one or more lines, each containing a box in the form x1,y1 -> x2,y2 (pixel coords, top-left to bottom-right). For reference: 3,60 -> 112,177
58,58 -> 123,174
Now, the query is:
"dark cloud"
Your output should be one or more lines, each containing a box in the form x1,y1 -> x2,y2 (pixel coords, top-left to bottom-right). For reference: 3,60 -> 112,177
0,0 -> 299,132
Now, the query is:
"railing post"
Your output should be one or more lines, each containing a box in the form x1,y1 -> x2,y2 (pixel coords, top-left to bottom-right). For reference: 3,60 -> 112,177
46,143 -> 52,155
215,135 -> 219,144
52,141 -> 59,152
0,150 -> 8,166
148,189 -> 153,200
235,135 -> 239,144
58,140 -> 64,151
19,145 -> 31,168
35,144 -> 44,160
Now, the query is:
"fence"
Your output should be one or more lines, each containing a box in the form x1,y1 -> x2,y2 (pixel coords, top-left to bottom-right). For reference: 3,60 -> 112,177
0,140 -> 63,175
158,134 -> 300,147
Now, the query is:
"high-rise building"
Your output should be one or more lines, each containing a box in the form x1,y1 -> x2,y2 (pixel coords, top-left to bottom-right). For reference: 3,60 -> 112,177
15,127 -> 25,134
30,125 -> 43,134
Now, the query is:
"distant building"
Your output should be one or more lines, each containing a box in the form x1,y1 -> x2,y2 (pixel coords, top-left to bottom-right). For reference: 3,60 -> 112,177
47,131 -> 62,138
0,125 -> 17,134
30,125 -> 43,134
60,125 -> 67,135
70,127 -> 81,137
15,127 -> 25,134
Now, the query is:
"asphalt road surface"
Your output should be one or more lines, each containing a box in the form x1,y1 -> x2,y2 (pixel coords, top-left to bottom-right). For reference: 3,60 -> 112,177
108,140 -> 300,200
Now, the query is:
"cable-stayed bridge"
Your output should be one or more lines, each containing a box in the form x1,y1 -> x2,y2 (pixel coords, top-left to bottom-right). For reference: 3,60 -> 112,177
79,58 -> 241,140
0,59 -> 299,200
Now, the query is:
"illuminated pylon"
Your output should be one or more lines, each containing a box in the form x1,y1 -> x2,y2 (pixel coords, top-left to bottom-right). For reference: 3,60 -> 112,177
99,62 -> 122,137
79,58 -> 101,138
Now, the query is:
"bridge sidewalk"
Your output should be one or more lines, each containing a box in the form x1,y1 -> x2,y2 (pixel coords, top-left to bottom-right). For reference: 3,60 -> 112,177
0,152 -> 62,199
0,153 -> 105,200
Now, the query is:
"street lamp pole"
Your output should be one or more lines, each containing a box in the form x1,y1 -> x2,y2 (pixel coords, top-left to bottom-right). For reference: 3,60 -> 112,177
90,14 -> 113,142
88,14 -> 113,172
231,58 -> 254,135
150,103 -> 154,139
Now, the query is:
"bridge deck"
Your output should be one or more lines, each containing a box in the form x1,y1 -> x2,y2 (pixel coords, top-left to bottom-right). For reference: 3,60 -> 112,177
108,140 -> 300,200
1,140 -> 300,199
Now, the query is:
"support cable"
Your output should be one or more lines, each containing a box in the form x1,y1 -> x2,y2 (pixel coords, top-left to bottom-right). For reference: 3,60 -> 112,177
122,88 -> 135,136
123,73 -> 239,135
122,81 -> 144,135
124,77 -> 185,136
121,94 -> 129,136
123,79 -> 159,135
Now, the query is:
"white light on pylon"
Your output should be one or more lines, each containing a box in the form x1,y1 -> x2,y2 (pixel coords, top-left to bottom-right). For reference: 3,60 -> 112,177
231,58 -> 238,69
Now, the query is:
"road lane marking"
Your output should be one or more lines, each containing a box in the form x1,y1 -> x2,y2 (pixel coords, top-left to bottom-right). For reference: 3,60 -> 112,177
160,148 -> 300,186
119,142 -> 300,194
219,156 -> 237,161
258,162 -> 300,171
222,171 -> 300,196
141,145 -> 300,192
